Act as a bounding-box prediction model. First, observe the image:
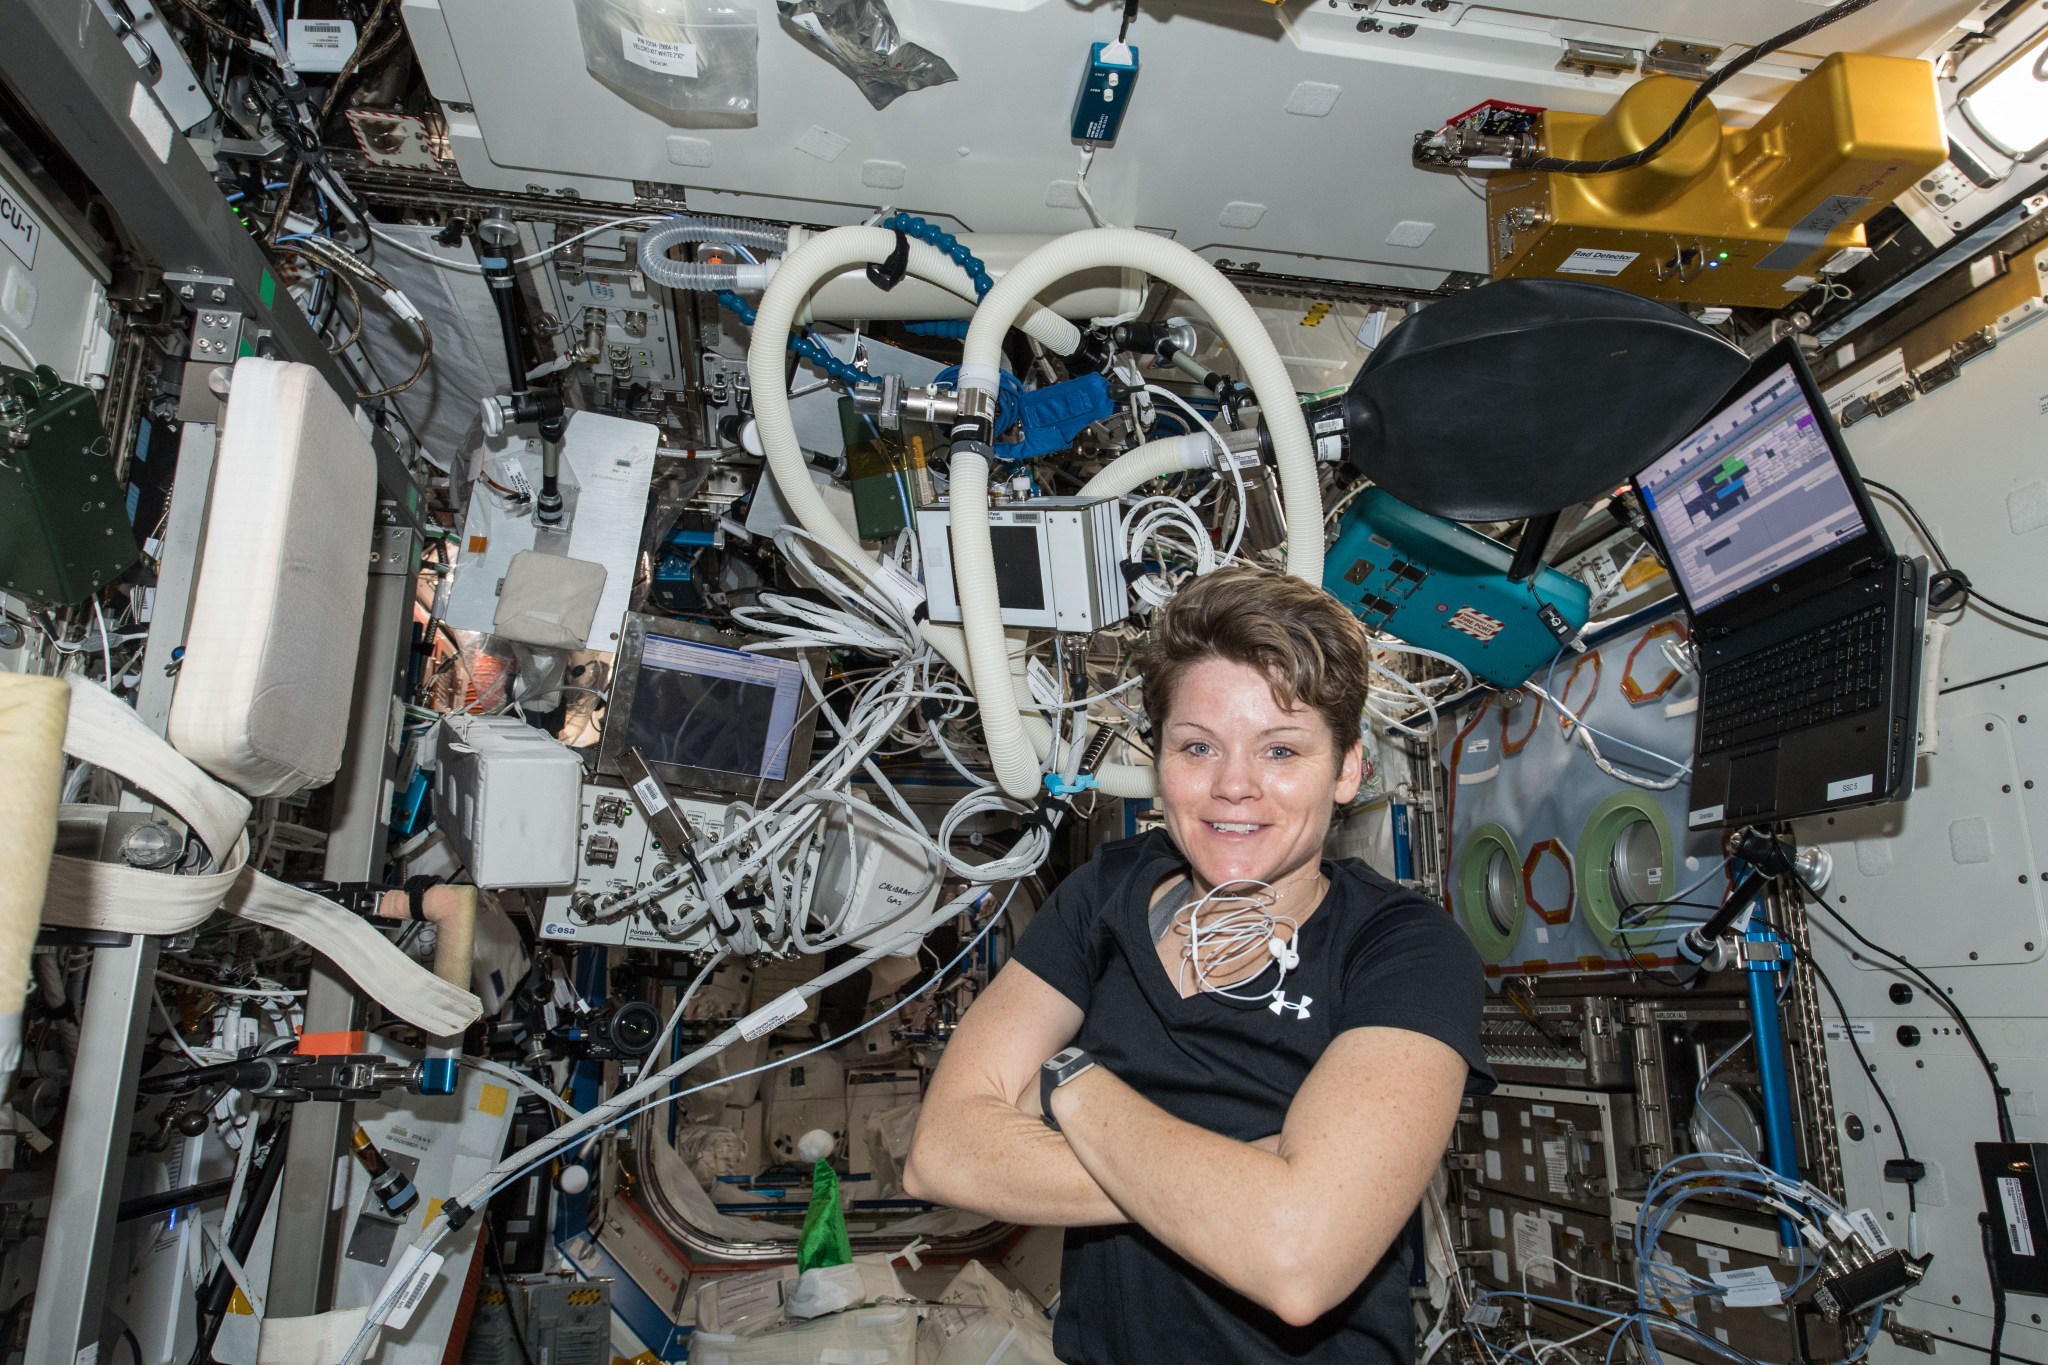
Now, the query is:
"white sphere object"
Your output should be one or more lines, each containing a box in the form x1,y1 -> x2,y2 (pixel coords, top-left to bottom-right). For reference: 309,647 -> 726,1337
557,1163 -> 591,1195
796,1128 -> 836,1164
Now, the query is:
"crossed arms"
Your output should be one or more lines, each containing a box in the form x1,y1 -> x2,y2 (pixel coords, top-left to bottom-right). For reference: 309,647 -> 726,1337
901,960 -> 1466,1328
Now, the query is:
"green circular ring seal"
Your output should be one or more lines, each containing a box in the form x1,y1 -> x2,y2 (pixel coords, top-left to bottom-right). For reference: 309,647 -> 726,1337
1454,823 -> 1525,963
1576,792 -> 1678,949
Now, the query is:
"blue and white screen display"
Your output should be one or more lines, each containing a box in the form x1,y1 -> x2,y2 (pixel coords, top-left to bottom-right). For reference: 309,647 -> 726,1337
1637,363 -> 1868,612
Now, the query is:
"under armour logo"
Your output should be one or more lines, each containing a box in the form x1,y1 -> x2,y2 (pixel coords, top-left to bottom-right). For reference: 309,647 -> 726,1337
1269,993 -> 1313,1021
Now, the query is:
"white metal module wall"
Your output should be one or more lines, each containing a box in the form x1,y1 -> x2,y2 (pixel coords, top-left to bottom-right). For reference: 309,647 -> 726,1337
1800,317 -> 2048,1365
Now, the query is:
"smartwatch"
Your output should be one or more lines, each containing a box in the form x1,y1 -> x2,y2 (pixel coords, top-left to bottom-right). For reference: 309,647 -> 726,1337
1039,1046 -> 1096,1132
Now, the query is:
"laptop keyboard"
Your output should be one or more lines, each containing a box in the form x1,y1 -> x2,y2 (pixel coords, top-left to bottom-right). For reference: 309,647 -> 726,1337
1699,603 -> 1889,754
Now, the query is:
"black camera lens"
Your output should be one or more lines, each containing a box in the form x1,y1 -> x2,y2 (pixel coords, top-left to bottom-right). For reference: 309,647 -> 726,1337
604,1000 -> 661,1058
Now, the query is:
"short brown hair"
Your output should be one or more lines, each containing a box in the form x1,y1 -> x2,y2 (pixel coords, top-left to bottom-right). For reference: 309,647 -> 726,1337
1134,566 -> 1370,758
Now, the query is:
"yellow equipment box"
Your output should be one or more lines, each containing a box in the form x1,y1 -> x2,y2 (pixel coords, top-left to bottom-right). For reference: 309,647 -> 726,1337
1486,53 -> 1945,307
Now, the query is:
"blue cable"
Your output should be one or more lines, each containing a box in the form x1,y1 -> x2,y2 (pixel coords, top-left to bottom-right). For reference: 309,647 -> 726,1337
717,218 -> 988,388
716,291 -> 869,388
878,213 -> 993,299
904,319 -> 970,339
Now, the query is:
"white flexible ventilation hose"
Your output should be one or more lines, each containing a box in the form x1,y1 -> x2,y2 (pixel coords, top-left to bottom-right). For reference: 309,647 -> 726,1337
1078,433 -> 1216,499
951,229 -> 1323,799
962,229 -> 1322,580
747,228 -> 1154,799
936,449 -> 1042,797
919,624 -> 1156,800
747,226 -> 1081,571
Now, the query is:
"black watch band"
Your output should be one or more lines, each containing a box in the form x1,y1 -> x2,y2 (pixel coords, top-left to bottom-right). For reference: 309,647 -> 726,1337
1040,1046 -> 1096,1132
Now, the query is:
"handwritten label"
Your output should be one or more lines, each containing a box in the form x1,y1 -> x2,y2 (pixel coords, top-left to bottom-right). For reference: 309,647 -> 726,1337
0,189 -> 41,269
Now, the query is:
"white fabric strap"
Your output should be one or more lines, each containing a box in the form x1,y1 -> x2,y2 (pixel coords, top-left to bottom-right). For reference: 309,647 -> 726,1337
47,682 -> 481,1036
63,677 -> 250,859
222,874 -> 478,1035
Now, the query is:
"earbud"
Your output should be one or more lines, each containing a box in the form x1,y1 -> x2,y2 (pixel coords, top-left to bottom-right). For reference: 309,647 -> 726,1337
1267,936 -> 1299,972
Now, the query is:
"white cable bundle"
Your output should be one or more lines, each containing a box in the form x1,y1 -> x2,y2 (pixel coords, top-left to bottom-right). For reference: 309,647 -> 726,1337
1121,495 -> 1219,611
1525,681 -> 1689,791
1169,880 -> 1310,1018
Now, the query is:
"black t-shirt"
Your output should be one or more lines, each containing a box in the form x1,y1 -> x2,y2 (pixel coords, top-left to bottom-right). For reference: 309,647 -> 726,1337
1009,829 -> 1494,1365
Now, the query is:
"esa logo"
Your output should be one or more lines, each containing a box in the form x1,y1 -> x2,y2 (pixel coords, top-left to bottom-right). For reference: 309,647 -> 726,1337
1446,607 -> 1506,642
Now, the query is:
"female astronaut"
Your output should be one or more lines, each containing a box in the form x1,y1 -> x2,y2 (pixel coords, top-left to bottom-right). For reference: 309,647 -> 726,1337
905,565 -> 1492,1363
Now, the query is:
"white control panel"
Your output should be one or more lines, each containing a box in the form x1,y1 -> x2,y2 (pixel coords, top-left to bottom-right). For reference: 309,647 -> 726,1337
537,781 -> 732,952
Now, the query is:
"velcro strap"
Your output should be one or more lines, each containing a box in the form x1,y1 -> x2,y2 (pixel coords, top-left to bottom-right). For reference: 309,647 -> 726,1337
865,230 -> 911,293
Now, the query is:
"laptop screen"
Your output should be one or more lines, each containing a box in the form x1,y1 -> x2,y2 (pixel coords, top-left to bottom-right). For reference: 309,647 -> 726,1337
1635,360 -> 1872,614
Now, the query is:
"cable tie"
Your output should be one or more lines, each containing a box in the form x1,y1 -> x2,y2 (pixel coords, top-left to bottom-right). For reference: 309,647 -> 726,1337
404,875 -> 438,923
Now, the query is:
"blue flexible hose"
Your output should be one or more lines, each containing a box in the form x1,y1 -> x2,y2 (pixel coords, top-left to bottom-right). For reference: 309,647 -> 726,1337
717,291 -> 870,388
878,213 -> 994,299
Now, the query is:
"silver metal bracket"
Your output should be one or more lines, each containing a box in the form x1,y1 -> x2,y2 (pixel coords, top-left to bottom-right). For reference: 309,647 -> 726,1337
1557,39 -> 1638,78
1643,39 -> 1721,79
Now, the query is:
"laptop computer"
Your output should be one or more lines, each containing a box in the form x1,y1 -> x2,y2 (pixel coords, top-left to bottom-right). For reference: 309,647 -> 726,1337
1630,337 -> 1925,832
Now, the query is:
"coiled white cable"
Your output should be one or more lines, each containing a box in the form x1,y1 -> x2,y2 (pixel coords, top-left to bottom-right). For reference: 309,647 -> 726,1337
1170,879 -> 1312,1016
1525,682 -> 1689,791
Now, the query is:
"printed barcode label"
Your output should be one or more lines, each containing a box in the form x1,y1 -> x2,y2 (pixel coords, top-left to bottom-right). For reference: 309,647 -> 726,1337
384,1249 -> 446,1330
631,775 -> 666,813
1848,1208 -> 1893,1254
1026,657 -> 1063,714
2001,1177 -> 2036,1257
1711,1264 -> 1782,1308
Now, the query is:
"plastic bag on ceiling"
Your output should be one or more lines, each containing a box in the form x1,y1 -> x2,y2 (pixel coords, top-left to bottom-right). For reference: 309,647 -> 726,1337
776,0 -> 956,109
575,0 -> 760,127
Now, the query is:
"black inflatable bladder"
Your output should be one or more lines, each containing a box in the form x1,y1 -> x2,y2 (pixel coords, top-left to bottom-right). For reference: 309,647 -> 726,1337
1342,279 -> 1752,523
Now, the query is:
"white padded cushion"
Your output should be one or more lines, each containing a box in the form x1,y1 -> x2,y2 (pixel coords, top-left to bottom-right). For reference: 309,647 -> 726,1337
492,550 -> 607,649
168,358 -> 376,796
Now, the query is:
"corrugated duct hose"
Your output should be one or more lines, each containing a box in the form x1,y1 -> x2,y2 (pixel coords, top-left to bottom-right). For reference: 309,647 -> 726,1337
0,675 -> 68,1096
954,228 -> 1324,800
743,226 -> 1169,801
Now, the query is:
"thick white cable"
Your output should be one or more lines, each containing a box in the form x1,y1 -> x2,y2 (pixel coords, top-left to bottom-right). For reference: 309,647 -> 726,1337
960,228 -> 1322,581
1143,385 -> 1249,563
459,1056 -> 577,1120
367,217 -> 666,274
341,887 -> 998,1364
920,623 -> 1156,800
1526,682 -> 1688,791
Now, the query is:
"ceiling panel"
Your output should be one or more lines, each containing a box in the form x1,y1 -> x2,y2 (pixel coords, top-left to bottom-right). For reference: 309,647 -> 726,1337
407,0 -> 1981,286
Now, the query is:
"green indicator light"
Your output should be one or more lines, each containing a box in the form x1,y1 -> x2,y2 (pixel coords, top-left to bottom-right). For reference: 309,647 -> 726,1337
1716,251 -> 1730,260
